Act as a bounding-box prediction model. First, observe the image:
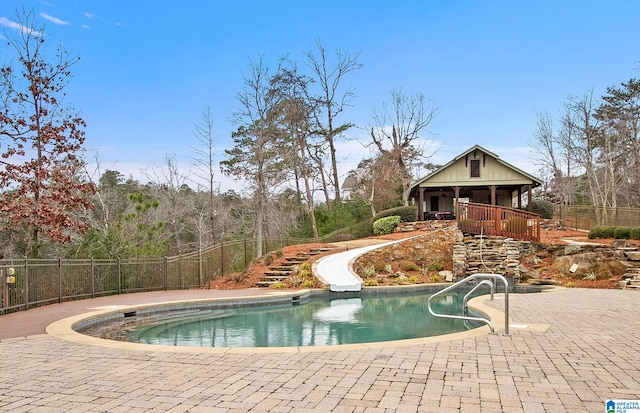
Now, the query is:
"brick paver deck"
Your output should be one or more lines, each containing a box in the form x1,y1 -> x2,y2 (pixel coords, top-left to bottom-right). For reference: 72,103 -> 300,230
1,287 -> 639,412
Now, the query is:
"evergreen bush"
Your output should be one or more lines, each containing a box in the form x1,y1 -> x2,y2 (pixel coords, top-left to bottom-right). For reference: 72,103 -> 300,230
374,206 -> 417,222
601,226 -> 617,239
530,200 -> 554,219
588,226 -> 603,239
614,226 -> 631,239
630,227 -> 640,240
373,215 -> 401,235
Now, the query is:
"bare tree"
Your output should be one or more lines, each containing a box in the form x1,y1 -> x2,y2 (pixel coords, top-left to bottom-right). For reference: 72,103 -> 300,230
0,10 -> 96,256
565,92 -> 624,214
143,154 -> 192,254
531,111 -> 577,204
306,40 -> 362,204
369,87 -> 439,206
191,106 -> 220,238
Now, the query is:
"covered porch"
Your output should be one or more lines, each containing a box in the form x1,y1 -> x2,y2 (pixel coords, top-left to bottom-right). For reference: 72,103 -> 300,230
414,183 -> 535,221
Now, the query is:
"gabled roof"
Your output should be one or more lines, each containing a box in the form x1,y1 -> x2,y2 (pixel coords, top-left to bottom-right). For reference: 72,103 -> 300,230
411,144 -> 543,189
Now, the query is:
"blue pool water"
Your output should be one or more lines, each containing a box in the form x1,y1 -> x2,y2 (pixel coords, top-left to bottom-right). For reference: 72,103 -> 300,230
122,292 -> 481,347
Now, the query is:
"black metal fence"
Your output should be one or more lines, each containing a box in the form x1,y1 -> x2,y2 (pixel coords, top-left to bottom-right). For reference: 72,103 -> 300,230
0,227 -> 361,314
554,205 -> 640,231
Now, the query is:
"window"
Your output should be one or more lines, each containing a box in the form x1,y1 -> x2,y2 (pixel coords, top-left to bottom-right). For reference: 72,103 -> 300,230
470,159 -> 480,178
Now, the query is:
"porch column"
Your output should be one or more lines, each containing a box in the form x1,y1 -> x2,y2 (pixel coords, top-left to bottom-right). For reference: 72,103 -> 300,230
453,186 -> 461,217
489,185 -> 497,205
517,187 -> 522,209
418,187 -> 424,221
527,185 -> 532,211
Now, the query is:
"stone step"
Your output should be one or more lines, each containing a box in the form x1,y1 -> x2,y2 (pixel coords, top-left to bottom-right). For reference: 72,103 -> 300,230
264,271 -> 291,277
264,275 -> 289,281
267,266 -> 295,271
310,247 -> 333,253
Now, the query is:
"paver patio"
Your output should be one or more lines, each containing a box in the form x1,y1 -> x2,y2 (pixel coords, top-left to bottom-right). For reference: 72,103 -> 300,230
0,287 -> 639,412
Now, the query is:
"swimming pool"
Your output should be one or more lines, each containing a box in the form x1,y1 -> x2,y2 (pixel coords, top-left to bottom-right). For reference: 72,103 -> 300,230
79,289 -> 486,348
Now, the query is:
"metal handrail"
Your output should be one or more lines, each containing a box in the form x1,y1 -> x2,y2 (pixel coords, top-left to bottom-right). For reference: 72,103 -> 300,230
463,279 -> 494,315
427,273 -> 510,335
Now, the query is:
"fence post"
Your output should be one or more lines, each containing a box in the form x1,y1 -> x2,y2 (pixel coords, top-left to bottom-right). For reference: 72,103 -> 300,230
23,258 -> 29,310
179,254 -> 183,290
117,258 -> 121,294
91,258 -> 95,298
58,257 -> 62,303
221,241 -> 224,276
198,247 -> 202,287
163,257 -> 168,290
244,238 -> 247,269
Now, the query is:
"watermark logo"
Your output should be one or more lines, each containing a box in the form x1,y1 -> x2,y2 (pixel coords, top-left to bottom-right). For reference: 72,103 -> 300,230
606,400 -> 640,413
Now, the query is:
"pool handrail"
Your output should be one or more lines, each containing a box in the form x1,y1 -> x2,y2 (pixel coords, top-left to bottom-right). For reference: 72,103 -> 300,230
427,273 -> 510,335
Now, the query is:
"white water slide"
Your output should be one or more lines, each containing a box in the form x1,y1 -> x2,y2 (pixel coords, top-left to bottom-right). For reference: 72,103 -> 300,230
313,240 -> 400,292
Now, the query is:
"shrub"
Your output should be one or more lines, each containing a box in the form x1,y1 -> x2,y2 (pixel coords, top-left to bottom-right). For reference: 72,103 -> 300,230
563,281 -> 576,288
402,261 -> 418,271
373,262 -> 387,272
430,275 -> 443,283
301,280 -> 315,288
631,227 -> 640,240
300,262 -> 312,271
530,200 -> 554,219
614,226 -> 631,239
271,282 -> 286,289
408,276 -> 419,283
365,279 -> 378,286
360,265 -> 376,278
297,266 -> 311,279
374,206 -> 417,223
588,226 -> 603,239
288,275 -> 302,287
601,226 -> 617,239
427,262 -> 444,271
263,253 -> 274,266
373,215 -> 401,235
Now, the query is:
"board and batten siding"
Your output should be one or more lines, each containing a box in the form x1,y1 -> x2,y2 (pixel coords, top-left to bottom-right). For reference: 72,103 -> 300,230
418,154 -> 533,187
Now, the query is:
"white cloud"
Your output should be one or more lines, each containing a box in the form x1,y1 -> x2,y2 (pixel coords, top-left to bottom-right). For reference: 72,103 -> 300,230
0,17 -> 43,37
39,13 -> 69,26
84,13 -> 95,20
81,25 -> 90,30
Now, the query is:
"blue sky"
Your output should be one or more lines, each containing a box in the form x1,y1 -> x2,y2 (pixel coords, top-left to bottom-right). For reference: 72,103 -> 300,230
1,1 -> 639,192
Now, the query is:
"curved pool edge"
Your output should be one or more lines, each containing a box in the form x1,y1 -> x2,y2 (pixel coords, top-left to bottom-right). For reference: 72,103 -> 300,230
44,287 -> 533,354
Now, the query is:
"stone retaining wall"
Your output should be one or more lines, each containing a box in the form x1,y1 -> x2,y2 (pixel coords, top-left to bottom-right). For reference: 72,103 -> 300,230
453,232 -> 527,279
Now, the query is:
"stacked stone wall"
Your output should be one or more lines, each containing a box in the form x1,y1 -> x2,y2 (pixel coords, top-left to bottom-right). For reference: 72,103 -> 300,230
453,232 -> 522,279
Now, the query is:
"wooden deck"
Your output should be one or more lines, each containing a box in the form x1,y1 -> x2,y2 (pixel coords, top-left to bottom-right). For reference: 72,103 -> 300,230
456,202 -> 541,242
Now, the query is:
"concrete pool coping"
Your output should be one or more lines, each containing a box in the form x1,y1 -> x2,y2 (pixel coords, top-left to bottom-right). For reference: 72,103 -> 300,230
45,287 -> 551,354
